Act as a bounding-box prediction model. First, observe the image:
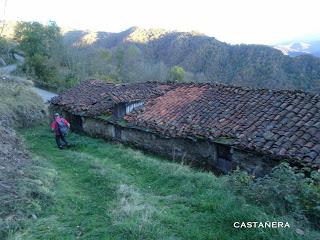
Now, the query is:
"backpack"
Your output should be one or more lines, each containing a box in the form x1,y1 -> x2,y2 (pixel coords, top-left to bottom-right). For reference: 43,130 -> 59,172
57,119 -> 69,136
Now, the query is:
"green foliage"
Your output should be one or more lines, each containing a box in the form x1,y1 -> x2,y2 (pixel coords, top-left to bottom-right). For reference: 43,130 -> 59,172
10,21 -> 320,91
62,27 -> 320,91
25,54 -> 59,85
14,21 -> 63,87
61,72 -> 78,89
14,21 -> 61,57
167,65 -> 185,82
117,119 -> 128,127
102,74 -> 122,84
0,36 -> 15,65
228,163 -> 320,228
0,155 -> 57,239
14,126 -> 319,239
97,113 -> 113,121
114,46 -> 125,71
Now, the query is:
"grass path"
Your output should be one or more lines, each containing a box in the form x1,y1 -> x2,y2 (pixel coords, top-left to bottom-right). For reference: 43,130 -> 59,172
14,126 -> 303,240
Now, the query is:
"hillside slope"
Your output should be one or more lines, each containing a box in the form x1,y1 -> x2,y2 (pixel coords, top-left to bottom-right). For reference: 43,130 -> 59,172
0,76 -> 54,239
15,126 -> 319,240
3,22 -> 320,92
64,27 -> 320,92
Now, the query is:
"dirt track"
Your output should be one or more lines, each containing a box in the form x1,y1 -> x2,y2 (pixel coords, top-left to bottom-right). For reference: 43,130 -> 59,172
33,87 -> 58,103
0,64 -> 17,74
0,63 -> 58,103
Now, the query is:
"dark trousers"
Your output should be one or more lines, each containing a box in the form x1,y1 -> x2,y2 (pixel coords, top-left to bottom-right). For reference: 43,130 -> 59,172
55,134 -> 69,148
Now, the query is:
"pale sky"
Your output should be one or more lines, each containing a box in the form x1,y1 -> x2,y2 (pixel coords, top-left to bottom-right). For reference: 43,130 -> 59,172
1,0 -> 320,44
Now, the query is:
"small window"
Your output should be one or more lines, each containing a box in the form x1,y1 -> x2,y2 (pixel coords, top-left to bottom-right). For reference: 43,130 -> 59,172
125,101 -> 144,114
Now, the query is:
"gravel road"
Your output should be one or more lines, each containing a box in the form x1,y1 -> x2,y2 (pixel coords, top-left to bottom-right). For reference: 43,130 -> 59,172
0,62 -> 58,103
33,87 -> 57,103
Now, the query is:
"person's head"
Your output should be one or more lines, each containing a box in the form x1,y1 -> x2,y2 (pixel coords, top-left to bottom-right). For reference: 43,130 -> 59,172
54,113 -> 60,119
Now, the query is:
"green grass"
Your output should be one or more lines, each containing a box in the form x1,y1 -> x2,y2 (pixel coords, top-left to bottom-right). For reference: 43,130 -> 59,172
0,76 -> 46,127
13,125 -> 316,239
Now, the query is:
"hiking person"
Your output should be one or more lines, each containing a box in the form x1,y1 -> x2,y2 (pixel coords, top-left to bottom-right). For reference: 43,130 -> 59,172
51,113 -> 71,149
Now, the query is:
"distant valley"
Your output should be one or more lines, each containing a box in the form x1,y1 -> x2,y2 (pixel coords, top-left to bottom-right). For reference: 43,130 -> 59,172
274,40 -> 320,57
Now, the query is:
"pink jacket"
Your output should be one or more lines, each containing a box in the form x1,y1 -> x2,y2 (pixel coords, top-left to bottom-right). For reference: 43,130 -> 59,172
51,117 -> 70,135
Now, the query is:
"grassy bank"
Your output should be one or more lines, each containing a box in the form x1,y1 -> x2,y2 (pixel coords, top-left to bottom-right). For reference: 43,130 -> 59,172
14,126 -> 318,239
0,76 -> 46,127
0,75 -> 52,239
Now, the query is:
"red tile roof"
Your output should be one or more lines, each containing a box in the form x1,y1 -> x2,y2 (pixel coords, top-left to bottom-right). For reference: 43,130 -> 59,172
51,80 -> 115,116
125,83 -> 320,168
51,80 -> 175,116
51,80 -> 320,168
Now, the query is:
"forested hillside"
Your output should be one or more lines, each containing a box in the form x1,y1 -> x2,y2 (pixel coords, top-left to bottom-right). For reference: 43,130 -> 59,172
2,21 -> 320,92
63,27 -> 320,92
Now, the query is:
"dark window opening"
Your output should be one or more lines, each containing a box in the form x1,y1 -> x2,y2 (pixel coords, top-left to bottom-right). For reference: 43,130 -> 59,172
113,103 -> 126,119
216,144 -> 232,173
66,114 -> 83,132
217,144 -> 231,161
115,125 -> 122,140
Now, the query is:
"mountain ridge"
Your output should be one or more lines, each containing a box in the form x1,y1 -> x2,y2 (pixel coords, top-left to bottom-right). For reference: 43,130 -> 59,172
62,26 -> 320,92
2,22 -> 320,92
274,40 -> 320,57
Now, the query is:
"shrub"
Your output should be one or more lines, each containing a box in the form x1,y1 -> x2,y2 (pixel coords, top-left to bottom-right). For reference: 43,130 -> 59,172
228,163 -> 320,228
167,65 -> 185,82
0,76 -> 47,127
24,54 -> 59,87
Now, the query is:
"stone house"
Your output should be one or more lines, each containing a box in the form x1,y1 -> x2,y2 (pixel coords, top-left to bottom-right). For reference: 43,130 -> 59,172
50,80 -> 320,175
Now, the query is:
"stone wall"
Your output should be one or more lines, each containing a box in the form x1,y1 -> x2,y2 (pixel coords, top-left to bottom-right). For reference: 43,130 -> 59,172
120,126 -> 218,169
80,116 -> 278,175
83,117 -> 115,139
82,117 -> 219,169
47,106 -> 279,175
230,148 -> 278,176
